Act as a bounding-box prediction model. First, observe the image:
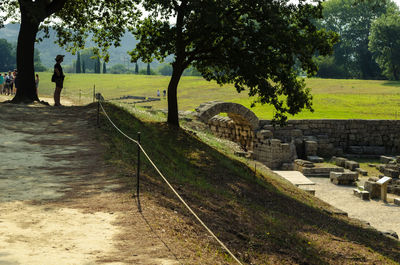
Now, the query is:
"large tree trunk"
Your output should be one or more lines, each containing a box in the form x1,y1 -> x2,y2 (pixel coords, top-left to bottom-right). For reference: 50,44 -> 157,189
11,12 -> 40,103
167,65 -> 185,127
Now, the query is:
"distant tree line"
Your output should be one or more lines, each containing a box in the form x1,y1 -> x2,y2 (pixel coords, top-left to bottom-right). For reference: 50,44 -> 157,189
64,48 -> 202,76
0,38 -> 46,72
0,39 -> 203,76
316,0 -> 400,80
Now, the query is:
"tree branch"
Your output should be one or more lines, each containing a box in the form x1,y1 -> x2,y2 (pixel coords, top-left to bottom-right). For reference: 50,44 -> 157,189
46,0 -> 68,17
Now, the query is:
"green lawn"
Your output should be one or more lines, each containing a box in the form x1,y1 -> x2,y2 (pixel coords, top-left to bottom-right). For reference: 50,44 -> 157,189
37,72 -> 400,120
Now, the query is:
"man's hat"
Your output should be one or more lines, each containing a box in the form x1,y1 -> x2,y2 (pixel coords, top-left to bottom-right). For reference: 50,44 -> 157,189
55,55 -> 65,61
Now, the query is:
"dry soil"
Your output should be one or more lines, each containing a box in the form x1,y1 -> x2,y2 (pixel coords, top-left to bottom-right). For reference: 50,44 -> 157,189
0,95 -> 180,265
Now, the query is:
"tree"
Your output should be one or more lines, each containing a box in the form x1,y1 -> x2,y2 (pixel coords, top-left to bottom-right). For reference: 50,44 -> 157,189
369,10 -> 400,80
146,63 -> 151,75
314,56 -> 347,78
103,61 -> 107,74
130,1 -> 338,126
82,60 -> 86,73
34,48 -> 47,72
135,62 -> 139,74
0,0 -> 69,102
76,52 -> 81,73
317,0 -> 395,79
0,38 -> 16,72
80,48 -> 97,72
0,0 -> 140,103
158,64 -> 173,76
109,64 -> 130,74
140,67 -> 156,75
94,57 -> 101,73
0,39 -> 45,72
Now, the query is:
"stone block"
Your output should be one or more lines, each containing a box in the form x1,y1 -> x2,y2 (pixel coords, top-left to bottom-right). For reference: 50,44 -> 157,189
307,156 -> 324,163
390,185 -> 400,195
394,198 -> 400,206
305,141 -> 318,156
294,159 -> 315,168
256,129 -> 273,139
383,168 -> 400,179
364,181 -> 381,199
356,168 -> 368,176
270,139 -> 281,146
381,155 -> 395,164
360,190 -> 370,201
353,189 -> 370,200
345,160 -> 360,171
330,171 -> 358,185
291,129 -> 303,137
348,146 -> 363,154
377,164 -> 386,173
334,157 -> 347,167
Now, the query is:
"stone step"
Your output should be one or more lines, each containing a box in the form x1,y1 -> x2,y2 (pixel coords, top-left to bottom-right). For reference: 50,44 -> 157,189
353,189 -> 370,200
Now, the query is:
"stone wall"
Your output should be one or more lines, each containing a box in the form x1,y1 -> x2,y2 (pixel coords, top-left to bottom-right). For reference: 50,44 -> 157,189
208,116 -> 255,151
252,137 -> 296,169
208,116 -> 295,169
198,101 -> 400,168
261,119 -> 400,157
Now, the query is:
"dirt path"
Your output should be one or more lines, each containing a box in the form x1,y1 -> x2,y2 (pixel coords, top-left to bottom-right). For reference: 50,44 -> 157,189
0,97 -> 180,265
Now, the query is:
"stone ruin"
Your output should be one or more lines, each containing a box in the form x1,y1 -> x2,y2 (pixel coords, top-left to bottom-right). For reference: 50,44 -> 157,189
195,101 -> 400,170
195,101 -> 400,205
367,156 -> 400,196
196,101 -> 296,169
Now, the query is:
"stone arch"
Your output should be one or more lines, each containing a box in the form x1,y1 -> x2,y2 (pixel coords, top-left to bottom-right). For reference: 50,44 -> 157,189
196,101 -> 260,151
196,101 -> 260,130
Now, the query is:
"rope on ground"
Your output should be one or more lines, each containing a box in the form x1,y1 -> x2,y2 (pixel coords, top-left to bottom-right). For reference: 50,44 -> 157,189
98,100 -> 244,265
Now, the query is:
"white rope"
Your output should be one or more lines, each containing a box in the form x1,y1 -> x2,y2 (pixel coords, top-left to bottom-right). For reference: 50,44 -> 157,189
98,101 -> 244,265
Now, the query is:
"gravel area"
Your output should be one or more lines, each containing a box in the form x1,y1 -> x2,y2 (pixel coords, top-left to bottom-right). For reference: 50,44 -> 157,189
312,177 -> 400,237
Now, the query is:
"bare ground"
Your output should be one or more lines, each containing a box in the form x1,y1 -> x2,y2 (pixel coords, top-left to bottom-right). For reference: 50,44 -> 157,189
0,96 -> 181,265
312,177 -> 400,237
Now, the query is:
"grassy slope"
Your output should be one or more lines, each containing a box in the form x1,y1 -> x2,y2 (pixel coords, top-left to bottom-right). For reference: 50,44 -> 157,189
38,72 -> 400,120
97,102 -> 400,264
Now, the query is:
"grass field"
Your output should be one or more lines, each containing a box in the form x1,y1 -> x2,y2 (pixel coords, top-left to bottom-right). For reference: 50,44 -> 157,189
36,72 -> 400,120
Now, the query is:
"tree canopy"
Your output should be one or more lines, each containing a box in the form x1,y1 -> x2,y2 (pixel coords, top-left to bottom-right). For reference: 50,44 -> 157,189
0,39 -> 16,72
130,0 -> 338,126
369,10 -> 400,80
315,0 -> 396,79
0,38 -> 46,72
0,0 -> 140,103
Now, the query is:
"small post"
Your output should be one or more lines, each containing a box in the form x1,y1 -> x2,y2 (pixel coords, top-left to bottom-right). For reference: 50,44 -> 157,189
97,97 -> 100,127
254,163 -> 257,176
137,132 -> 141,201
93,85 -> 96,103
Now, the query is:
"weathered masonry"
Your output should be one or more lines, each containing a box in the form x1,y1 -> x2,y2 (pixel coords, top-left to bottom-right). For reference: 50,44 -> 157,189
196,102 -> 296,169
263,119 -> 400,158
196,101 -> 400,169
